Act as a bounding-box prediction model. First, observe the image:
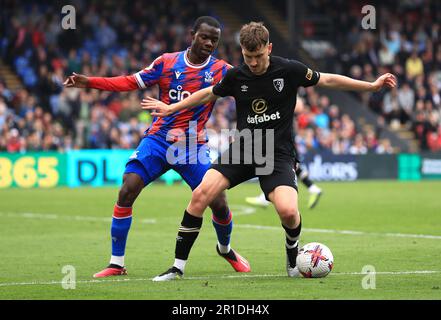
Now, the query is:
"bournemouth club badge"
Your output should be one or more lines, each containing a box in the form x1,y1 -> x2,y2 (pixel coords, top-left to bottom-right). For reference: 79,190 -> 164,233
273,78 -> 284,92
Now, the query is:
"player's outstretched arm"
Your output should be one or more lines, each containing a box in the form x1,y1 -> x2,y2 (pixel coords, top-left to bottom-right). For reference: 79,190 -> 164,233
63,72 -> 89,88
141,86 -> 218,117
63,72 -> 139,91
317,72 -> 397,92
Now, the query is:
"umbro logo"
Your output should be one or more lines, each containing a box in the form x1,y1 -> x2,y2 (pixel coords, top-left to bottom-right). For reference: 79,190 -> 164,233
241,85 -> 248,92
175,70 -> 182,79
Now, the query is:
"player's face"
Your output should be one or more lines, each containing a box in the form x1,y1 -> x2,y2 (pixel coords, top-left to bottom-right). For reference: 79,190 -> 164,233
242,43 -> 273,75
191,23 -> 221,59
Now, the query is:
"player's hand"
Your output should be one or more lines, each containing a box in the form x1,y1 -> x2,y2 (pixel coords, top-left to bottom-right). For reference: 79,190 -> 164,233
63,72 -> 89,88
371,73 -> 397,92
141,96 -> 174,117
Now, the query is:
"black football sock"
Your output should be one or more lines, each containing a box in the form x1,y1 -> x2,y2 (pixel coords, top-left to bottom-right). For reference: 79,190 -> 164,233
296,166 -> 313,188
283,220 -> 302,267
175,210 -> 203,261
301,176 -> 314,189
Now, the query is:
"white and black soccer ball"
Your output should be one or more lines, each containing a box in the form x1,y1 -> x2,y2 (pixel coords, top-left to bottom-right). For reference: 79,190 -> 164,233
296,242 -> 334,278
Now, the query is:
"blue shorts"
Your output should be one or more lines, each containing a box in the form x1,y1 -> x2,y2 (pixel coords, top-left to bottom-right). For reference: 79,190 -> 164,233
124,135 -> 211,190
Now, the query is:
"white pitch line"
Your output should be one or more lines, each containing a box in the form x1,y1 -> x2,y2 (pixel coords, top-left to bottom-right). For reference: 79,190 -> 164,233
0,278 -> 151,287
2,211 -> 441,240
1,270 -> 440,288
183,270 -> 441,280
0,212 -> 156,224
228,205 -> 256,216
236,224 -> 441,240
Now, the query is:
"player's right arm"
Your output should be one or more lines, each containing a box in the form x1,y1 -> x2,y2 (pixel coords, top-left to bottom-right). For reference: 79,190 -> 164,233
63,72 -> 139,91
63,56 -> 164,91
141,86 -> 218,117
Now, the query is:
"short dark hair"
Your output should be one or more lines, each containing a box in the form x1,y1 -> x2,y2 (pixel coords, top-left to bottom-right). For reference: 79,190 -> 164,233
239,21 -> 269,51
193,16 -> 221,32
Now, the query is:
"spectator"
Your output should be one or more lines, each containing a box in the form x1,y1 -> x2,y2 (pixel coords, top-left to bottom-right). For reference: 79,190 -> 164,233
6,128 -> 23,152
376,138 -> 394,154
382,87 -> 401,125
397,83 -> 414,125
378,43 -> 395,67
349,133 -> 368,155
406,49 -> 424,79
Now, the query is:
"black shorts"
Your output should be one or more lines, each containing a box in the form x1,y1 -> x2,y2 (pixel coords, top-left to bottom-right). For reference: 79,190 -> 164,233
211,156 -> 298,200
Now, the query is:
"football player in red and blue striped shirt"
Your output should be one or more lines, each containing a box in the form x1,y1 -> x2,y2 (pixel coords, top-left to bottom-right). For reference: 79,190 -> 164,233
64,16 -> 250,280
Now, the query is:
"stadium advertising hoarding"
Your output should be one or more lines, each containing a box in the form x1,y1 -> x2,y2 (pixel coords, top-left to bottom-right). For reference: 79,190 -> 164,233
0,150 -> 185,188
398,154 -> 421,181
420,153 -> 441,180
397,153 -> 441,180
302,153 -> 359,181
66,150 -> 130,187
66,150 -> 182,187
0,152 -> 66,188
301,153 -> 398,181
1,152 -> 440,188
356,154 -> 398,180
67,151 -> 399,184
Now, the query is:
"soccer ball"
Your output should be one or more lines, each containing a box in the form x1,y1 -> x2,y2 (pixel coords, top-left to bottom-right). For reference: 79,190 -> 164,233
296,242 -> 334,278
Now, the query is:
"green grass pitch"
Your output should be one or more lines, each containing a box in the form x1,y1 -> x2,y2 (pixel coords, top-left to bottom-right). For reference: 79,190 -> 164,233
0,181 -> 440,300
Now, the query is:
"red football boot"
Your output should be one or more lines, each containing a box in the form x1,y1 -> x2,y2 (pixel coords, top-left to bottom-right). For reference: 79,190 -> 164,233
216,245 -> 251,272
93,265 -> 127,278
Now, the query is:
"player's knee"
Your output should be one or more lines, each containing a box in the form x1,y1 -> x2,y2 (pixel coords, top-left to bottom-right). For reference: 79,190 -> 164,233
118,185 -> 135,206
277,205 -> 299,223
209,192 -> 228,215
191,187 -> 210,210
118,180 -> 142,206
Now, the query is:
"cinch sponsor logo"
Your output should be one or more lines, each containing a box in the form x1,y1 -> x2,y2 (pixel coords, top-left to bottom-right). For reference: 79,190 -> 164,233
169,85 -> 191,101
247,112 -> 281,124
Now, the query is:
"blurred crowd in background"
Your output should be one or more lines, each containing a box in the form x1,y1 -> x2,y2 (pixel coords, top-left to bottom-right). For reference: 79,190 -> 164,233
304,0 -> 441,151
0,0 -> 439,156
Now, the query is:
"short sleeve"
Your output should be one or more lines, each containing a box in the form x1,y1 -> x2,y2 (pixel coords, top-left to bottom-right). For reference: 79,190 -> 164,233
133,56 -> 164,89
288,60 -> 320,88
213,68 -> 235,97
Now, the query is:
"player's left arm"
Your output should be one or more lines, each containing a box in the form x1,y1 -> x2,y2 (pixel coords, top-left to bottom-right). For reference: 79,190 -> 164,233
141,86 -> 219,117
317,72 -> 397,92
141,65 -> 235,117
